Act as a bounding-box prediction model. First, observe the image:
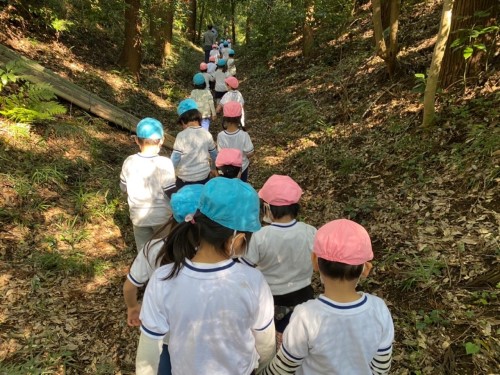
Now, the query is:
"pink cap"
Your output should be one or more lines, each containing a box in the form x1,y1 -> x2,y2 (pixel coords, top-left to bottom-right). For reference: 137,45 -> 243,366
223,101 -> 242,117
225,76 -> 239,89
216,148 -> 243,168
258,175 -> 302,206
212,44 -> 218,49
209,56 -> 216,62
200,62 -> 208,70
314,219 -> 373,265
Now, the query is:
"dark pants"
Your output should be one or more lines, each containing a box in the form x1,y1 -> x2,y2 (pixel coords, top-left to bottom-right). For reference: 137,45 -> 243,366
158,344 -> 171,375
240,167 -> 249,182
176,175 -> 210,190
204,47 -> 211,63
274,285 -> 314,333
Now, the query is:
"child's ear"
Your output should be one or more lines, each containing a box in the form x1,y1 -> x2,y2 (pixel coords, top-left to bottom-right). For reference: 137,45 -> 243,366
311,253 -> 319,272
225,233 -> 246,256
361,262 -> 373,278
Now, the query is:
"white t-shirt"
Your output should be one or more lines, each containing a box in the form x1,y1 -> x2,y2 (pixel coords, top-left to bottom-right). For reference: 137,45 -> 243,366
202,72 -> 213,89
243,220 -> 316,296
212,70 -> 230,92
127,239 -> 165,287
120,154 -> 176,226
207,62 -> 217,74
140,258 -> 275,375
220,90 -> 244,106
227,58 -> 236,76
217,129 -> 254,171
281,293 -> 394,375
172,126 -> 217,182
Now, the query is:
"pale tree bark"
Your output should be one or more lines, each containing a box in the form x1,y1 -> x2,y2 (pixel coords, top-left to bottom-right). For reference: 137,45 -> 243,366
422,0 -> 454,128
119,0 -> 142,79
302,0 -> 315,60
372,0 -> 400,77
163,0 -> 176,61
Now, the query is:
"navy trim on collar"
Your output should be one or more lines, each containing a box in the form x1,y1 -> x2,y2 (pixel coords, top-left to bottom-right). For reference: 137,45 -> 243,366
318,294 -> 368,310
183,260 -> 236,273
224,129 -> 240,135
137,153 -> 159,158
271,220 -> 297,228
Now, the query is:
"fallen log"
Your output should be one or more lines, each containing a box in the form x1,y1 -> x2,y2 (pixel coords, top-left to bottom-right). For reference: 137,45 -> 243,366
0,44 -> 175,149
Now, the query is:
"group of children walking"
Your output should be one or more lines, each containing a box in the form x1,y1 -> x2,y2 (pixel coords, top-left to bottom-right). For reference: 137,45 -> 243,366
119,40 -> 394,375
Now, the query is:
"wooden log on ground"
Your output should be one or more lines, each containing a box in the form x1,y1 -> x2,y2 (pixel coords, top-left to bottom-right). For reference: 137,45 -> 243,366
0,44 -> 175,149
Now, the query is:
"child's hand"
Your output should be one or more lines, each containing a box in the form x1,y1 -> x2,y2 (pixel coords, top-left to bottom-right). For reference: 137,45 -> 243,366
210,169 -> 219,178
127,304 -> 142,327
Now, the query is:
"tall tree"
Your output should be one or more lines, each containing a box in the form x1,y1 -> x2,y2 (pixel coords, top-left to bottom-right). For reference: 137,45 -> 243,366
422,0 -> 454,128
372,0 -> 400,77
119,0 -> 142,79
303,0 -> 315,59
196,0 -> 206,43
230,0 -> 236,43
439,0 -> 498,88
187,0 -> 197,42
163,0 -> 176,60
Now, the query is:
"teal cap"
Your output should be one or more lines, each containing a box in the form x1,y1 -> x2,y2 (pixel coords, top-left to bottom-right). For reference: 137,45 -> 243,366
171,184 -> 203,223
217,59 -> 227,67
193,73 -> 206,86
177,99 -> 199,116
229,49 -> 235,56
199,177 -> 261,232
136,118 -> 164,139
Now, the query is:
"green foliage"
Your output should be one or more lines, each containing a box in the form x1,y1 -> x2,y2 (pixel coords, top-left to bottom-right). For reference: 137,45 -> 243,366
415,309 -> 449,330
465,341 -> 481,355
401,256 -> 445,291
413,73 -> 426,93
51,17 -> 74,39
451,25 -> 499,61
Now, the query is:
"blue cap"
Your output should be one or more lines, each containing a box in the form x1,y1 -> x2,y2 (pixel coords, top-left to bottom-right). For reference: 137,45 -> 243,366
199,178 -> 261,232
223,41 -> 228,47
229,49 -> 235,56
171,184 -> 203,223
193,73 -> 206,86
177,99 -> 199,116
217,59 -> 227,67
136,118 -> 164,139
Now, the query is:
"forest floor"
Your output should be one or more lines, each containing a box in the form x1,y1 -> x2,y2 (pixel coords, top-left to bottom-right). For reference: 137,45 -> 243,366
1,2 -> 499,374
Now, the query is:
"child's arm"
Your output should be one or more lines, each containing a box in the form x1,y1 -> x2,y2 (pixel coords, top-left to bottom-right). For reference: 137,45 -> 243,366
136,331 -> 163,375
254,323 -> 276,374
170,150 -> 181,169
123,279 -> 141,327
370,345 -> 393,374
261,347 -> 302,374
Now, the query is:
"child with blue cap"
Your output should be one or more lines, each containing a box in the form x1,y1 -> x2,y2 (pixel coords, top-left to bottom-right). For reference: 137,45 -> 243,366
170,99 -> 218,190
227,49 -> 236,76
136,177 -> 276,375
120,117 -> 176,253
211,58 -> 229,105
190,73 -> 216,131
123,184 -> 203,375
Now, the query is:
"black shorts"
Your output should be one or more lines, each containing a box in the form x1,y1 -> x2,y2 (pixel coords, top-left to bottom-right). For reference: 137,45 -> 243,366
214,90 -> 227,99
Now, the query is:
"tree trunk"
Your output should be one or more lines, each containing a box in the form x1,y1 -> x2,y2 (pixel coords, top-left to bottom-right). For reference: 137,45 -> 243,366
245,13 -> 252,45
302,0 -> 315,60
372,0 -> 400,77
163,0 -> 176,61
422,0 -> 454,128
119,0 -> 142,79
230,0 -> 236,43
187,0 -> 197,42
440,0 -> 498,88
196,0 -> 206,44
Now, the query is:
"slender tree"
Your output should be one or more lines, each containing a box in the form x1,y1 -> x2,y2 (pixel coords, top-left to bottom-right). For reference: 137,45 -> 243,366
372,0 -> 400,77
303,0 -> 315,59
187,0 -> 197,42
422,0 -> 454,128
119,0 -> 142,79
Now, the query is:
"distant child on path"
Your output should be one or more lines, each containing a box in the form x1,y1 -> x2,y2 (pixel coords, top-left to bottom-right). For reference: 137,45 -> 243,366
217,76 -> 245,128
190,73 -> 216,131
227,49 -> 236,76
135,178 -> 276,375
242,175 -> 316,338
170,99 -> 217,189
120,118 -> 176,252
198,62 -> 212,90
263,219 -> 394,375
215,148 -> 243,179
216,102 -> 254,182
211,59 -> 229,105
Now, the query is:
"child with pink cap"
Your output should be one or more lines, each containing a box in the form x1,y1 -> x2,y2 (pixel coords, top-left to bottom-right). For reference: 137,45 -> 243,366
216,102 -> 254,182
263,219 -> 394,375
242,175 -> 316,342
198,62 -> 212,90
217,76 -> 245,128
215,148 -> 243,179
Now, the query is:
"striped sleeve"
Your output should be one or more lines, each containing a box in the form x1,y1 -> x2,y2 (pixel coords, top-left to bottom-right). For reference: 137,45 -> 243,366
370,345 -> 392,374
262,347 -> 302,375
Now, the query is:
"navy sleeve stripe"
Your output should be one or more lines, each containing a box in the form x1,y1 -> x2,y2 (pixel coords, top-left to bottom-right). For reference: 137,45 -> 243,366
377,345 -> 392,352
254,318 -> 273,331
282,344 -> 304,361
141,324 -> 166,337
127,273 -> 144,287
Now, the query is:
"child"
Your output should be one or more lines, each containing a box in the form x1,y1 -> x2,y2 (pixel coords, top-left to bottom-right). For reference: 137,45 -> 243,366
217,76 -> 245,128
207,56 -> 217,74
215,148 -> 243,179
242,175 -> 316,339
123,184 -> 203,375
211,59 -> 229,105
209,43 -> 220,62
263,219 -> 394,375
216,102 -> 254,182
136,178 -> 276,375
198,62 -> 212,90
120,118 -> 176,252
227,49 -> 236,76
171,99 -> 218,189
221,41 -> 230,60
190,73 -> 216,131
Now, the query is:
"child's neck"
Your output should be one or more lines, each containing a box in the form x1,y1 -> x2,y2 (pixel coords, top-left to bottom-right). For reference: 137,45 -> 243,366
273,215 -> 295,224
225,123 -> 239,132
322,276 -> 361,303
184,121 -> 200,128
191,240 -> 229,264
139,144 -> 160,156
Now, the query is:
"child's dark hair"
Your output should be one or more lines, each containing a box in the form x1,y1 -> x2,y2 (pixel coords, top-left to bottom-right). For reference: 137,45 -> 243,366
194,82 -> 206,90
217,65 -> 228,73
178,109 -> 202,125
137,137 -> 162,146
317,258 -> 364,281
222,116 -> 242,130
156,211 -> 252,279
217,165 -> 241,178
269,203 -> 300,220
